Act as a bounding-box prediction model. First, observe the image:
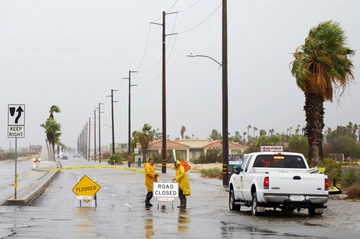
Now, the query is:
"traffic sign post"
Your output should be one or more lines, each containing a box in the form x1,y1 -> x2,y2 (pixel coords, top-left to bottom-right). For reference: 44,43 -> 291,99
72,175 -> 101,207
7,104 -> 25,200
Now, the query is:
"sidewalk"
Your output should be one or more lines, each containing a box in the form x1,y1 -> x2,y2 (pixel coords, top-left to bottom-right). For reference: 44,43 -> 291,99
2,160 -> 60,206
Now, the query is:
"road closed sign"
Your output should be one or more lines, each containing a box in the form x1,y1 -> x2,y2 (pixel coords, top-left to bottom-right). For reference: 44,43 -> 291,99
153,182 -> 178,198
72,175 -> 101,197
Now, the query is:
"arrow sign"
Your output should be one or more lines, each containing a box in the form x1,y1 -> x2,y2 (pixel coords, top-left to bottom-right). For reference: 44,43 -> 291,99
8,104 -> 25,138
15,106 -> 24,124
72,175 -> 101,197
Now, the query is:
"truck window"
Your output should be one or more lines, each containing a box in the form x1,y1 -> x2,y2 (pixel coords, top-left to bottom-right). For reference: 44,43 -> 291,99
240,155 -> 251,172
244,155 -> 252,172
253,155 -> 306,169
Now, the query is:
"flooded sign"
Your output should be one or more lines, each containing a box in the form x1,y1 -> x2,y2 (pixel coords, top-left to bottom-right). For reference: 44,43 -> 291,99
153,182 -> 178,197
72,175 -> 101,196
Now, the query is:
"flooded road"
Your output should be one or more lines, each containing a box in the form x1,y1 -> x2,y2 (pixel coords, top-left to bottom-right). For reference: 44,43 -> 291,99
0,158 -> 359,238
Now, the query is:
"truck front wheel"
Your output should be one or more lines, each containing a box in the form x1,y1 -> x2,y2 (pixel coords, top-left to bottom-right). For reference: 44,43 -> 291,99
229,189 -> 240,211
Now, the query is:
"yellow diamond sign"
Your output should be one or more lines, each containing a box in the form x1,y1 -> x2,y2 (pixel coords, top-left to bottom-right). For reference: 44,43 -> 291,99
72,175 -> 101,197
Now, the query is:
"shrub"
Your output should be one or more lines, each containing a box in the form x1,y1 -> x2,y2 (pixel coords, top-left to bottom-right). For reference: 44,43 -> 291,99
319,158 -> 342,186
108,153 -> 123,165
341,168 -> 358,188
199,168 -> 222,179
102,152 -> 111,160
194,148 -> 222,164
347,184 -> 360,199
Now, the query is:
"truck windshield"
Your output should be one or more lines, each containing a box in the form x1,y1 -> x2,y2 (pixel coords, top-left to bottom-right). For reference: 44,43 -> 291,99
253,155 -> 306,169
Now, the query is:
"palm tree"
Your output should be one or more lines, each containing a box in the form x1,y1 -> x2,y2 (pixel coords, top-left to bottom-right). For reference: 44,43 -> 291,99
180,126 -> 186,139
40,118 -> 61,161
133,123 -> 154,162
291,20 -> 355,165
209,129 -> 221,140
253,127 -> 258,138
49,105 -> 61,119
247,125 -> 252,141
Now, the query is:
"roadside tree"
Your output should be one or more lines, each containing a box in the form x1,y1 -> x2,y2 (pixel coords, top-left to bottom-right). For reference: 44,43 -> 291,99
291,20 -> 355,165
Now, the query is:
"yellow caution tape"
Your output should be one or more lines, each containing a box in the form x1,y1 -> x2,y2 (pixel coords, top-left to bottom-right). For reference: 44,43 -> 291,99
47,165 -> 145,174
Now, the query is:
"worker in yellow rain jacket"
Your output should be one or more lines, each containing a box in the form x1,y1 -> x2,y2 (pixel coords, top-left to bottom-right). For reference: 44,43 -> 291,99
172,160 -> 191,209
144,158 -> 159,208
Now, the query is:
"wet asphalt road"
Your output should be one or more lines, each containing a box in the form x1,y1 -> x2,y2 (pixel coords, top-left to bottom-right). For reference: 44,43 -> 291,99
1,158 -> 360,238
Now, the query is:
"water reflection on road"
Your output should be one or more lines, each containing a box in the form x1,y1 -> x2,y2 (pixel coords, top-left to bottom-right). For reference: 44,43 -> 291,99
1,159 -> 360,239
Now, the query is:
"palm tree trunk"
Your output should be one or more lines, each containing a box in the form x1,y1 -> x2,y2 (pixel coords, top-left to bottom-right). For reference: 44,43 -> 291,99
304,92 -> 325,165
142,149 -> 147,163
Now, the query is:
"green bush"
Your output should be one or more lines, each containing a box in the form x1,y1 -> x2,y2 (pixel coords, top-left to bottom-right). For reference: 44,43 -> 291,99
319,158 -> 342,186
341,168 -> 358,188
108,153 -> 123,165
199,168 -> 222,179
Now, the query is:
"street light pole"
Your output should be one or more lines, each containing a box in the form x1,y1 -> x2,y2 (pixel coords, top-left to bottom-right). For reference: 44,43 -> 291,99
186,1 -> 228,187
222,0 -> 229,187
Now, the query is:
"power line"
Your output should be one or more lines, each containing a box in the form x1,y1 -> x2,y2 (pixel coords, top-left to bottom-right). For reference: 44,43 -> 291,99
177,3 -> 221,34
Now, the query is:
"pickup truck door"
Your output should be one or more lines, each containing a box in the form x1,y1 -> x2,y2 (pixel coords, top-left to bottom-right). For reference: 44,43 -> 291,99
232,156 -> 251,200
240,156 -> 253,200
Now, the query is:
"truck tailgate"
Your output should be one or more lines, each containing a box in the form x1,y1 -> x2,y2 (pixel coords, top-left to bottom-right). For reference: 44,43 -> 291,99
268,172 -> 327,195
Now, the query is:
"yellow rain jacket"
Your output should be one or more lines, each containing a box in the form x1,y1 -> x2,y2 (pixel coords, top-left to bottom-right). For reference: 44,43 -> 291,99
144,163 -> 157,192
175,164 -> 191,196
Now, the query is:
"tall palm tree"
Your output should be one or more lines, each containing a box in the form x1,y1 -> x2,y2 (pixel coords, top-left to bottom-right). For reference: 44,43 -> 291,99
253,127 -> 258,138
49,105 -> 61,119
40,118 -> 61,161
133,123 -> 154,162
180,126 -> 186,139
247,125 -> 252,141
291,20 -> 355,164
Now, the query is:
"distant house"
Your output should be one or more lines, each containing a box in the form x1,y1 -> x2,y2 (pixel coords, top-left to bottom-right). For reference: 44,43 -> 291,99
146,139 -> 244,162
147,139 -> 190,161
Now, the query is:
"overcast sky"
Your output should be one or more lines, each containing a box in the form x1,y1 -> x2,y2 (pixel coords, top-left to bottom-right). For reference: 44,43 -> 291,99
1,0 -> 359,150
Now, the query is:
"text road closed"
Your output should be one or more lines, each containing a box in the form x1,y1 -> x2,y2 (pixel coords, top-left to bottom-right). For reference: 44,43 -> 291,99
153,182 -> 178,197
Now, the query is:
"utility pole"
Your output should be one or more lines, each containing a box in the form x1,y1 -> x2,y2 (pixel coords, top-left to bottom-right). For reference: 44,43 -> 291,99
222,0 -> 229,186
98,103 -> 104,163
107,89 -> 118,155
161,11 -> 167,173
84,122 -> 88,158
151,11 -> 177,174
94,109 -> 96,162
88,117 -> 91,161
123,70 -> 137,168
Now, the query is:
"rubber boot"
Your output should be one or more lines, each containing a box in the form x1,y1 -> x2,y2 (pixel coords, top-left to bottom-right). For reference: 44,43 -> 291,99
145,192 -> 153,207
178,197 -> 186,209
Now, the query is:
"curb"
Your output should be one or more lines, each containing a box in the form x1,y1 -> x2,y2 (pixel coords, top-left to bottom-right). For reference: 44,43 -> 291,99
5,161 -> 61,206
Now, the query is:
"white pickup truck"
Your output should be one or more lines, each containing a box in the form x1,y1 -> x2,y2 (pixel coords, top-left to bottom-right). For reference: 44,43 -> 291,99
228,151 -> 329,216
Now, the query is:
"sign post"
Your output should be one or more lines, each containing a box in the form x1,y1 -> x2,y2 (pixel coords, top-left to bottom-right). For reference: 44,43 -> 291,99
8,104 -> 25,199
